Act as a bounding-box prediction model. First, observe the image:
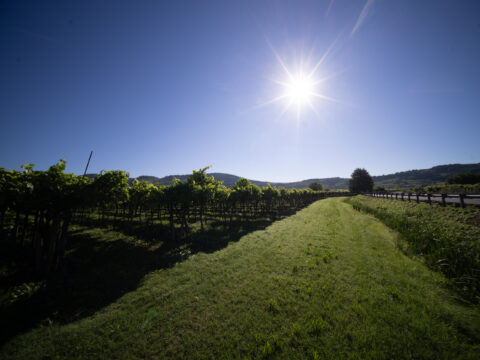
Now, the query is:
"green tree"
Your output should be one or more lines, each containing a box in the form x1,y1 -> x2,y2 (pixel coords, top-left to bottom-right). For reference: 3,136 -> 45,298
446,172 -> 480,185
349,168 -> 374,193
308,182 -> 323,191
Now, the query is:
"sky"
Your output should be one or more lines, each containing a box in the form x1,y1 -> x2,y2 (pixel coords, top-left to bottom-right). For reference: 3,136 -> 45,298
1,0 -> 479,182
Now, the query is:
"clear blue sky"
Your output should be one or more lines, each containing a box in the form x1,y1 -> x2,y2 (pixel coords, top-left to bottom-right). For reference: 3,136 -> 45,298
1,0 -> 479,181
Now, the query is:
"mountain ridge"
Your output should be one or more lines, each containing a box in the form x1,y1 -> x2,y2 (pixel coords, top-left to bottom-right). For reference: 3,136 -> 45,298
130,163 -> 480,190
86,163 -> 480,190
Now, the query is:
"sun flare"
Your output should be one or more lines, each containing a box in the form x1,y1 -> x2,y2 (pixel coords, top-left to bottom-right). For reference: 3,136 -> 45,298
258,38 -> 344,119
284,74 -> 316,106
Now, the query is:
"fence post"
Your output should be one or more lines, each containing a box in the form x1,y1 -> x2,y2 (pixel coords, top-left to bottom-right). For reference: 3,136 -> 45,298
415,194 -> 419,203
441,194 -> 446,206
408,193 -> 411,202
401,192 -> 404,201
395,193 -> 398,200
459,194 -> 465,208
427,193 -> 431,205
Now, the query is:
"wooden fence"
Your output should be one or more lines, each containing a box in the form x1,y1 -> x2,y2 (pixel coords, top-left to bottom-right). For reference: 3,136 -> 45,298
363,192 -> 480,207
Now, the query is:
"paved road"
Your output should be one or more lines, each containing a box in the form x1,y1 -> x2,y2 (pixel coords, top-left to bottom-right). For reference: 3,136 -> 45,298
366,193 -> 480,206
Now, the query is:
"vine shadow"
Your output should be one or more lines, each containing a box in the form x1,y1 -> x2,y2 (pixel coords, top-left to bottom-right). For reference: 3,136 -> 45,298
0,216 -> 277,346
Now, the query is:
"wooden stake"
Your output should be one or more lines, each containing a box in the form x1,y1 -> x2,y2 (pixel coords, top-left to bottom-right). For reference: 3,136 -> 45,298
83,151 -> 93,177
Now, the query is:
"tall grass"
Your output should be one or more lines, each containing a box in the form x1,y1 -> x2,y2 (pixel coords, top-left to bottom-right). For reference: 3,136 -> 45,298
347,196 -> 480,302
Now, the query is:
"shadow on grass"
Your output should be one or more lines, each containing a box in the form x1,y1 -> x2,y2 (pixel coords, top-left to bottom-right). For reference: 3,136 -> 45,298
0,217 -> 275,346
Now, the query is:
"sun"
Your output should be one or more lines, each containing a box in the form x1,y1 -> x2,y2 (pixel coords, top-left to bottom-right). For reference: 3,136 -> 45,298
284,74 -> 316,106
258,38 -> 344,119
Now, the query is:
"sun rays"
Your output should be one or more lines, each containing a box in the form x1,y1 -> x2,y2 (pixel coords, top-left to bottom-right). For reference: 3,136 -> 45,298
260,38 -> 344,120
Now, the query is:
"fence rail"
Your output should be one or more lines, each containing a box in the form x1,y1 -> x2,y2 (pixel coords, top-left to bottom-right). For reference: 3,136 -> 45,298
363,192 -> 480,207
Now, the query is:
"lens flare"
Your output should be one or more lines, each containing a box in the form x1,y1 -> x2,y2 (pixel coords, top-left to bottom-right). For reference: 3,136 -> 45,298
258,36 -> 345,120
284,74 -> 315,106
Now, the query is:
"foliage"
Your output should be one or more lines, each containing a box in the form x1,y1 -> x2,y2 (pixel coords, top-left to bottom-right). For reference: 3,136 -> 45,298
0,160 -> 91,277
0,161 -> 348,279
141,173 -> 351,190
94,170 -> 130,208
308,182 -> 323,191
446,172 -> 480,185
347,195 -> 480,302
423,183 -> 480,194
372,163 -> 480,189
187,166 -> 221,230
348,168 -> 374,193
136,163 -> 480,190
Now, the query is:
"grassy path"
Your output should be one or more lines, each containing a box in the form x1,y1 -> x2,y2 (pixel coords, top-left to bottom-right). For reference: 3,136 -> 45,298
2,198 -> 479,359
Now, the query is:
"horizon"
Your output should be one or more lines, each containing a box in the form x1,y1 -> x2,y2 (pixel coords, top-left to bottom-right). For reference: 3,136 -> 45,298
3,158 -> 479,183
100,161 -> 479,183
1,1 -> 479,182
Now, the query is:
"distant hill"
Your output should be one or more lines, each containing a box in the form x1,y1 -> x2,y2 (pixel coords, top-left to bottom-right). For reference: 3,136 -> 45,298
137,173 -> 349,190
89,163 -> 480,190
372,163 -> 480,189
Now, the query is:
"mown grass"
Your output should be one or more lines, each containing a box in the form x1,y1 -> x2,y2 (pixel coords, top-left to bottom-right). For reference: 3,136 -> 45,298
1,198 -> 480,359
0,217 -> 273,345
347,195 -> 480,303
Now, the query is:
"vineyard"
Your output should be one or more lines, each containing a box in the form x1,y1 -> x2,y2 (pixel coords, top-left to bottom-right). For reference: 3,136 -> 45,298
2,162 -> 480,358
0,160 -> 348,281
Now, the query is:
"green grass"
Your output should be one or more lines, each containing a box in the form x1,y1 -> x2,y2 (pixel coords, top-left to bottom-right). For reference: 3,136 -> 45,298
1,198 -> 480,359
347,195 -> 480,302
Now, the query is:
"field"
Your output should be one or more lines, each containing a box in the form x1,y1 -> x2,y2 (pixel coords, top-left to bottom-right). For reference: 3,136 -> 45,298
1,197 -> 479,359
